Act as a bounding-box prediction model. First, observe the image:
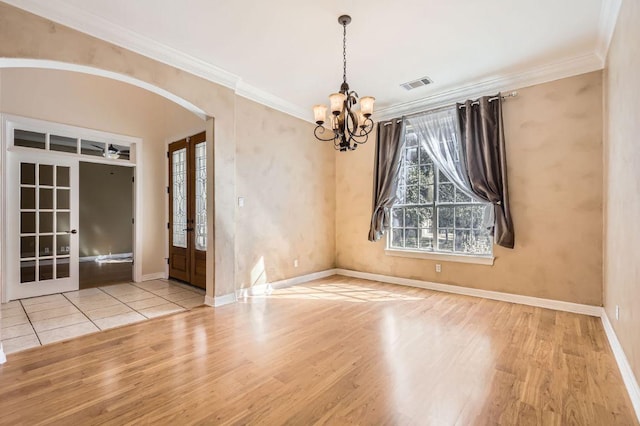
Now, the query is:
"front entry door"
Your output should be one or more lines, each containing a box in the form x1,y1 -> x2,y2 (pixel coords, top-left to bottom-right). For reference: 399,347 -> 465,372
8,154 -> 79,300
168,132 -> 206,289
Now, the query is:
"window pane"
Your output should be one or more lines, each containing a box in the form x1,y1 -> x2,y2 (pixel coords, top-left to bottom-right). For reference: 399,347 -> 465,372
405,208 -> 419,228
40,188 -> 53,209
416,207 -> 433,228
406,165 -> 419,186
473,230 -> 493,254
21,187 -> 36,210
57,166 -> 70,188
172,148 -> 188,248
405,229 -> 418,248
437,228 -> 454,252
81,140 -> 104,157
455,188 -> 472,203
419,228 -> 434,250
20,261 -> 36,283
396,185 -> 406,204
56,258 -> 70,279
439,183 -> 455,203
406,185 -> 419,204
15,130 -> 45,149
50,135 -> 77,153
39,235 -> 53,257
21,163 -> 36,185
57,212 -> 70,233
419,185 -> 434,204
455,206 -> 472,229
455,230 -> 472,252
471,206 -> 485,229
407,147 -> 419,165
405,132 -> 418,147
39,259 -> 53,281
419,164 -> 434,186
21,212 -> 36,234
195,142 -> 207,251
110,144 -> 130,161
39,212 -> 53,233
438,206 -> 454,228
391,228 -> 404,248
57,189 -> 70,210
20,236 -> 36,258
57,234 -> 70,255
39,165 -> 54,186
392,208 -> 404,227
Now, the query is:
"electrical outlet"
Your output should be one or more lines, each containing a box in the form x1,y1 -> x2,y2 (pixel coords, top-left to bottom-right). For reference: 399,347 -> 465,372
435,263 -> 441,273
238,197 -> 245,208
615,305 -> 620,321
293,259 -> 299,268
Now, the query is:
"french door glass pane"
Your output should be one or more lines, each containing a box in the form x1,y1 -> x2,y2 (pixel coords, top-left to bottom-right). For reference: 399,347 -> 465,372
195,142 -> 207,251
172,148 -> 187,248
19,162 -> 73,283
80,140 -> 104,157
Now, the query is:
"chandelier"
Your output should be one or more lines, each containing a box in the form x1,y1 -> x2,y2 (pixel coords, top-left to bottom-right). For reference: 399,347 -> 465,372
313,15 -> 375,151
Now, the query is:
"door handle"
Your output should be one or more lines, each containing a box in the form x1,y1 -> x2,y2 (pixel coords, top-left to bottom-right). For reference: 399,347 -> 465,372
67,229 -> 78,234
183,228 -> 194,232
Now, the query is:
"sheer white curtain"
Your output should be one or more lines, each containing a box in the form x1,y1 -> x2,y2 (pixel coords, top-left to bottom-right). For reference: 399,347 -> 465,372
406,107 -> 493,225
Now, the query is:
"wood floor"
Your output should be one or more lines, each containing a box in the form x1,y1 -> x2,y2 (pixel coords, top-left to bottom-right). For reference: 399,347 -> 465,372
0,276 -> 636,425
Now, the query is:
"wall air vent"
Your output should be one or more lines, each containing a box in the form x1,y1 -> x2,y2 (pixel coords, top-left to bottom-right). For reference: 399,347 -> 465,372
400,76 -> 433,91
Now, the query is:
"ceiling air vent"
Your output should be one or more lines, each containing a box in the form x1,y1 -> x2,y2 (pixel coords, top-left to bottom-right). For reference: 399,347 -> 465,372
400,76 -> 433,91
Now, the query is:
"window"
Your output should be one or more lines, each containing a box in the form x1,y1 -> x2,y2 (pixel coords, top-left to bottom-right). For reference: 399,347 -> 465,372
389,130 -> 493,257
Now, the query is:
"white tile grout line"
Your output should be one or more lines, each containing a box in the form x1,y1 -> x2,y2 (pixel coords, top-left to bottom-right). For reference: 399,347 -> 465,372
1,281 -> 205,350
18,299 -> 42,346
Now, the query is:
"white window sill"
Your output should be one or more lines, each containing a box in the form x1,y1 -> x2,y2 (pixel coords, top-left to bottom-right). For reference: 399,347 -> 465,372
384,248 -> 495,265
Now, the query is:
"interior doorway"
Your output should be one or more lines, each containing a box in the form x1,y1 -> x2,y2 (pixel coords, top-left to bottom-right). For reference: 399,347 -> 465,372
168,132 -> 207,289
79,162 -> 134,289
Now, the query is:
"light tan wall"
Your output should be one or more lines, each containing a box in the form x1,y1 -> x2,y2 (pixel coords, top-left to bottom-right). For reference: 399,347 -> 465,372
0,2 -> 237,297
235,98 -> 335,288
0,68 -> 204,275
0,3 -> 336,298
79,162 -> 134,258
337,71 -> 603,305
604,0 -> 640,384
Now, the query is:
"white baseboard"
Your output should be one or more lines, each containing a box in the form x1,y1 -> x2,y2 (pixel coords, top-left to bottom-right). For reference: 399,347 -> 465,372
0,344 -> 6,364
236,269 -> 338,298
141,272 -> 167,281
205,293 -> 236,307
601,311 -> 640,421
335,268 -> 602,317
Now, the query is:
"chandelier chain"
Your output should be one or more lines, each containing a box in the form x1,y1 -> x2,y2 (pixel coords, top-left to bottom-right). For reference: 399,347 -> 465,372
342,22 -> 347,85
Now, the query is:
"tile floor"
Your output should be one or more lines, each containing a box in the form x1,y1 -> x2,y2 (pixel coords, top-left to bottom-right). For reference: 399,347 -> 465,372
0,279 -> 205,355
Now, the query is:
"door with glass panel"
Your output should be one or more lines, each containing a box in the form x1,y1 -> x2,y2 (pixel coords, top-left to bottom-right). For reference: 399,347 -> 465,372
8,154 -> 79,300
168,132 -> 206,289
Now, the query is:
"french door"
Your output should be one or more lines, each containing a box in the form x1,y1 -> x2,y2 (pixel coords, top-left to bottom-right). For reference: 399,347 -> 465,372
7,153 -> 79,300
168,132 -> 206,289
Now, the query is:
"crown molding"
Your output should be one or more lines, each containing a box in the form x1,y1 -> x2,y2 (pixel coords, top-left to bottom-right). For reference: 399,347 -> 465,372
595,0 -> 623,63
2,0 -> 616,125
375,52 -> 603,120
1,0 -> 313,123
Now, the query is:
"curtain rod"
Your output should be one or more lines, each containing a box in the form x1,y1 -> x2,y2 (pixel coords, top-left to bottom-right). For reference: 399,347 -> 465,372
383,91 -> 519,125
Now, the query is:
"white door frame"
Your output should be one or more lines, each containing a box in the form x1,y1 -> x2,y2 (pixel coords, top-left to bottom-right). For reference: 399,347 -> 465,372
0,114 -> 144,303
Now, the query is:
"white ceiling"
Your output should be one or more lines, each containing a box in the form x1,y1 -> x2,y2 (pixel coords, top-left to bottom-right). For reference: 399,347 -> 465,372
2,0 -> 618,120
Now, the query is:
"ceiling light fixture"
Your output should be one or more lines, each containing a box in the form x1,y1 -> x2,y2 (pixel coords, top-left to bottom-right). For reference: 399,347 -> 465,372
313,15 -> 375,151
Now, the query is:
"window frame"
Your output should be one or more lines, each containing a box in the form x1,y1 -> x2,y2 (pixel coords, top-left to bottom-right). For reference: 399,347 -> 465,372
385,129 -> 495,266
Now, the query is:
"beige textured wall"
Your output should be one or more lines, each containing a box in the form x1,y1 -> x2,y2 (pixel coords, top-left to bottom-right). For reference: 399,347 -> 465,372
337,71 -> 603,305
235,98 -> 335,288
79,162 -> 134,258
0,3 -> 336,298
0,68 -> 204,276
0,2 -> 236,297
604,0 -> 640,385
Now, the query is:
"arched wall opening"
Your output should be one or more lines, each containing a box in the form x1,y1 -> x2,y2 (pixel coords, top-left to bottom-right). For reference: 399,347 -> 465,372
0,60 -> 215,303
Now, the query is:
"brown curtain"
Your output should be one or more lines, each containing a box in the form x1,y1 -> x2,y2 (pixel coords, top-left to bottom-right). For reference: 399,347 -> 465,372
368,119 -> 404,242
457,95 -> 514,248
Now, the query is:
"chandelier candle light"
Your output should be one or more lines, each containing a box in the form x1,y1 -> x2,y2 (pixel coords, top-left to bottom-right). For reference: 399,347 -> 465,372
313,15 -> 375,151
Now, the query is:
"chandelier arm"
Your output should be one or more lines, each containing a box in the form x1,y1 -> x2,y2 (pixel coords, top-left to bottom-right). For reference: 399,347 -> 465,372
343,21 -> 347,85
314,125 -> 339,142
